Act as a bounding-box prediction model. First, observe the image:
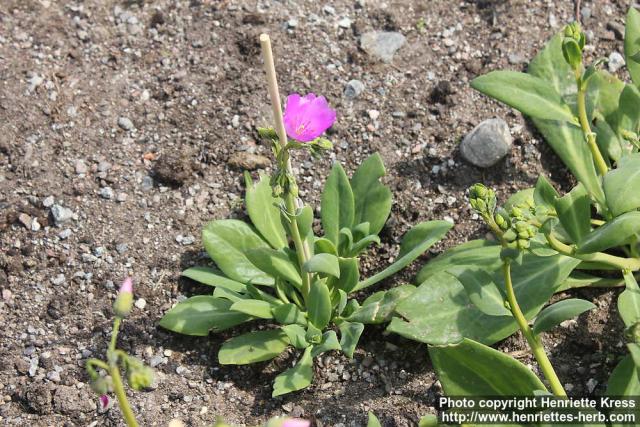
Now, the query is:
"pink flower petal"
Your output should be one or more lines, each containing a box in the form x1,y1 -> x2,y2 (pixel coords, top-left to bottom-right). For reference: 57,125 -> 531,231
99,395 -> 111,410
283,93 -> 336,142
119,277 -> 133,294
282,419 -> 310,427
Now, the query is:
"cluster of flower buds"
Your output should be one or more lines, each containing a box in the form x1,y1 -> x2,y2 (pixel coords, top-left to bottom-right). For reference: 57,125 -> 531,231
125,356 -> 154,391
621,129 -> 640,149
503,220 -> 538,250
625,322 -> 640,344
562,22 -> 586,71
469,184 -> 497,221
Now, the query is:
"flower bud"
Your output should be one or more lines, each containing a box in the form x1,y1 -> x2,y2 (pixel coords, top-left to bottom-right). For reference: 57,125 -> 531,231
90,377 -> 109,395
625,322 -> 640,343
126,357 -> 154,391
113,277 -> 134,318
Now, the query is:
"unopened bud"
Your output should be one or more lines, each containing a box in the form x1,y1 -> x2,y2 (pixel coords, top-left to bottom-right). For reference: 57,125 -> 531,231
113,277 -> 134,318
126,357 -> 154,390
90,377 -> 109,395
625,322 -> 640,343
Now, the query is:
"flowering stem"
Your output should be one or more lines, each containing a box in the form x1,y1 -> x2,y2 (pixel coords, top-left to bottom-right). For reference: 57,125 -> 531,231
502,261 -> 566,397
575,72 -> 609,177
545,232 -> 640,271
260,33 -> 312,299
108,317 -> 139,427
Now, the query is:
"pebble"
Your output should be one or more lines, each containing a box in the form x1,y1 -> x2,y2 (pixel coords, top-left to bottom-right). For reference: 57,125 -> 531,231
117,117 -> 134,131
31,218 -> 41,231
135,298 -> 147,309
74,160 -> 88,174
460,118 -> 513,168
323,5 -> 335,14
115,243 -> 129,254
141,175 -> 154,191
368,110 -> 380,120
231,115 -> 240,128
176,366 -> 189,375
150,355 -> 167,367
344,79 -> 365,98
99,187 -> 114,199
508,53 -> 525,64
608,51 -> 625,73
58,229 -> 72,240
338,18 -> 352,29
51,204 -> 74,226
97,161 -> 112,172
51,274 -> 65,286
18,213 -> 32,229
360,31 -> 406,62
287,19 -> 298,28
42,196 -> 54,208
116,192 -> 128,203
46,371 -> 61,383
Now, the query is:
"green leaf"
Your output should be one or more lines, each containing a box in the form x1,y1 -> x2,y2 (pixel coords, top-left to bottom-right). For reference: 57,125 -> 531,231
418,415 -> 438,427
339,321 -> 364,358
245,248 -> 302,288
311,331 -> 341,357
555,184 -> 591,243
229,299 -> 274,319
272,303 -> 306,325
303,253 -> 340,278
331,257 -> 360,294
471,70 -> 577,123
159,296 -> 251,336
604,153 -> 640,217
296,205 -> 314,240
245,173 -> 287,249
533,175 -> 559,208
577,211 -> 640,254
181,266 -> 247,293
606,355 -> 640,396
594,116 -> 623,163
281,324 -> 308,349
449,267 -> 510,317
314,237 -> 337,255
202,220 -> 273,286
308,280 -> 332,329
272,346 -> 313,397
350,153 -> 392,236
429,338 -> 547,395
346,285 -> 416,324
366,412 -> 382,427
348,235 -> 381,257
532,298 -> 596,335
528,34 -> 606,208
619,271 -> 640,328
321,163 -> 355,244
416,239 -> 502,284
611,84 -> 640,138
355,221 -> 452,291
213,286 -> 248,302
219,330 -> 289,365
389,252 -> 580,345
626,7 -> 640,88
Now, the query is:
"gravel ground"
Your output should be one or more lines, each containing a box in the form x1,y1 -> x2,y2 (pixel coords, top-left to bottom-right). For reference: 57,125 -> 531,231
0,0 -> 632,425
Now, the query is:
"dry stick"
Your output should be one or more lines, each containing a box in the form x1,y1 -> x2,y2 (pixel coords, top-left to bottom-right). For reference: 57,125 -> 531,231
259,34 -> 313,298
575,0 -> 582,23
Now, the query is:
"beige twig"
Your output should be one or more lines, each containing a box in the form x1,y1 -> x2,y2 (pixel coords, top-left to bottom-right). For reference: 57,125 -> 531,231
259,34 -> 288,150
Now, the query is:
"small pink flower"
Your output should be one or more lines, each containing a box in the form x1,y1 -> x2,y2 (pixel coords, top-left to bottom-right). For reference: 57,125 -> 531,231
99,394 -> 110,410
120,277 -> 133,294
282,419 -> 310,427
283,93 -> 336,142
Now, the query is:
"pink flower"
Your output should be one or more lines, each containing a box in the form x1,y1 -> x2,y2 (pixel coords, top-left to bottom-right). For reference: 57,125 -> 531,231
282,419 -> 310,427
120,277 -> 133,294
99,394 -> 110,410
283,93 -> 336,142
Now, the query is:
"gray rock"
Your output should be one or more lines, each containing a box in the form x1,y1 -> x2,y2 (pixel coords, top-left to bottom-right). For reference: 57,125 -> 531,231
97,161 -> 112,172
51,274 -> 65,286
74,159 -> 88,174
117,116 -> 134,131
287,19 -> 298,28
50,204 -> 74,226
344,79 -> 365,98
460,118 -> 512,168
99,187 -> 114,199
338,17 -> 352,29
608,51 -> 625,73
42,196 -> 55,208
116,192 -> 128,203
53,385 -> 96,415
58,229 -> 72,240
360,31 -> 406,62
115,243 -> 129,254
141,175 -> 154,191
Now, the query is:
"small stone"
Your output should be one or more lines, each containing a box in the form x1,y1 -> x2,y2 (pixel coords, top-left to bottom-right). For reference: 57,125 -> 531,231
176,366 -> 189,375
344,79 -> 365,98
586,378 -> 598,393
228,152 -> 271,170
51,274 -> 65,286
338,17 -> 352,29
58,229 -> 72,240
231,115 -> 240,128
51,204 -> 74,226
368,110 -> 380,120
150,355 -> 167,367
117,117 -> 134,131
460,118 -> 513,168
606,22 -> 624,40
508,53 -> 525,65
581,7 -> 592,20
135,298 -> 147,309
97,161 -> 112,172
180,235 -> 195,245
360,31 -> 406,62
141,175 -> 154,192
18,213 -> 32,229
74,160 -> 88,174
42,196 -> 55,208
31,218 -> 41,232
287,19 -> 298,28
323,5 -> 335,14
116,192 -> 128,203
99,187 -> 114,199
47,371 -> 61,383
115,243 -> 129,254
608,51 -> 625,73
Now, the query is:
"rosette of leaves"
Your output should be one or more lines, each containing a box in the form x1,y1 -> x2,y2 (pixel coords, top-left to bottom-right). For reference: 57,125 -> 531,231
390,10 -> 640,403
159,153 -> 451,396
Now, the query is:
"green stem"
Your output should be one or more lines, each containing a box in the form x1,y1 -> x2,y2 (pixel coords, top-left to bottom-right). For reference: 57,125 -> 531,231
576,74 -> 609,176
503,261 -> 567,397
546,232 -> 640,271
108,317 -> 139,427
